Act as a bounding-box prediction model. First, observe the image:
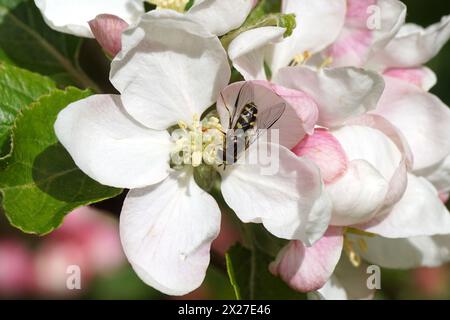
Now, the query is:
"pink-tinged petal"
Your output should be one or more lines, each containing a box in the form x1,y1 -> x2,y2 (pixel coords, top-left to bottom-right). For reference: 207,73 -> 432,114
328,159 -> 389,226
345,0 -> 378,27
120,172 -> 221,296
384,67 -> 437,91
317,256 -> 375,300
0,240 -> 35,296
216,81 -> 310,149
252,80 -> 319,135
292,128 -> 348,184
275,66 -> 384,128
367,16 -> 450,70
346,114 -> 413,213
89,14 -> 129,57
359,174 -> 450,238
270,227 -> 344,292
327,0 -> 406,67
373,77 -> 450,171
326,28 -> 373,67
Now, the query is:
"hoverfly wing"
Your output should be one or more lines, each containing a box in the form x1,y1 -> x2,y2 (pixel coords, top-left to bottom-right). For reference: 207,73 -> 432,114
230,82 -> 255,129
244,102 -> 287,150
256,102 -> 286,130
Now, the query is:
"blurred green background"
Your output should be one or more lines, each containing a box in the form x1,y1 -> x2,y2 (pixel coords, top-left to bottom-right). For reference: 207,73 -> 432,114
405,0 -> 450,105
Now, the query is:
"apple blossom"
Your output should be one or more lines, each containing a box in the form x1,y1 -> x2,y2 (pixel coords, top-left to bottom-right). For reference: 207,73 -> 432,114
228,0 -> 347,81
224,0 -> 450,300
34,0 -> 145,38
269,78 -> 450,299
54,10 -> 332,295
34,0 -> 253,37
0,240 -> 35,296
266,65 -> 450,301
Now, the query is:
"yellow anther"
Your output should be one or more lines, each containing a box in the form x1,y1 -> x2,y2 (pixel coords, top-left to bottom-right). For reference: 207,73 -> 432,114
343,228 -> 376,268
290,51 -> 311,66
177,120 -> 188,130
319,56 -> 333,69
343,237 -> 362,268
147,0 -> 189,12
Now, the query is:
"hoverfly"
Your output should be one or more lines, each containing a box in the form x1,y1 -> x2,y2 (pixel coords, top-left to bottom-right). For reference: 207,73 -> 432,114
219,83 -> 286,166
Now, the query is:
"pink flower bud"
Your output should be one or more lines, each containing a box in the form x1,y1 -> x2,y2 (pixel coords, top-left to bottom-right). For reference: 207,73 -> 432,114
89,14 -> 129,57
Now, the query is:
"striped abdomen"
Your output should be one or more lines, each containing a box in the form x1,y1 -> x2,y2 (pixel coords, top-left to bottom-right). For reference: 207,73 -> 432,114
234,103 -> 258,132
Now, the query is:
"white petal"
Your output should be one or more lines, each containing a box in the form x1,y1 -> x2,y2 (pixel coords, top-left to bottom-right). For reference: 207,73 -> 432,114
110,10 -> 230,130
187,0 -> 253,36
220,143 -> 331,245
34,0 -> 144,37
427,155 -> 450,193
358,234 -> 450,269
228,27 -> 286,80
359,174 -> 450,238
54,94 -> 171,189
331,125 -> 402,183
331,123 -> 407,222
328,160 -> 389,226
275,66 -> 385,128
268,0 -> 346,75
367,16 -> 450,70
345,114 -> 412,213
120,171 -> 221,295
374,77 -> 450,171
318,257 -> 375,300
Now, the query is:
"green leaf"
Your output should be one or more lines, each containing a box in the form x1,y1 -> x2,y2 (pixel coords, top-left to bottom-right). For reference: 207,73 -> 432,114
0,0 -> 99,90
0,87 -> 122,235
225,243 -> 306,300
0,63 -> 56,157
203,266 -> 236,300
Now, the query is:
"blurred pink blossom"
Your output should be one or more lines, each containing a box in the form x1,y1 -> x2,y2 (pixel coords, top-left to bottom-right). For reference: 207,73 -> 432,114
0,240 -> 35,296
0,206 -> 124,297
